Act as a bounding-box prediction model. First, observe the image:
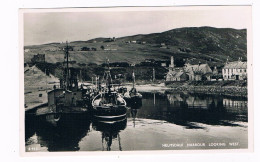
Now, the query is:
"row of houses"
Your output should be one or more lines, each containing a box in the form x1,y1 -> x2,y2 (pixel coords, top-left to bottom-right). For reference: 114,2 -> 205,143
125,40 -> 146,44
166,56 -> 247,82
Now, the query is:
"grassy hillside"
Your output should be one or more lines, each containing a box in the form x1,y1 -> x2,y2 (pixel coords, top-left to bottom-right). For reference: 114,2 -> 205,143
24,27 -> 247,65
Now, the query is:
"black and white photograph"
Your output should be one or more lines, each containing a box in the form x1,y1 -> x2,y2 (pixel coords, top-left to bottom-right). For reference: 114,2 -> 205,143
21,6 -> 252,153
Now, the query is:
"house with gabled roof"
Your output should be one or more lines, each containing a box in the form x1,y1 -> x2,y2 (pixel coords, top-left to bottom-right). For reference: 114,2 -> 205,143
166,69 -> 189,81
222,57 -> 247,80
184,62 -> 213,81
165,56 -> 188,82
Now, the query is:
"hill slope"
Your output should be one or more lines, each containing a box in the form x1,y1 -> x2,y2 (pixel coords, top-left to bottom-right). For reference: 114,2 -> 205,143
24,27 -> 247,65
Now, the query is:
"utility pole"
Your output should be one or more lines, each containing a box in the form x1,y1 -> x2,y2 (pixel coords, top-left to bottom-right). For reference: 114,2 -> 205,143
95,75 -> 98,89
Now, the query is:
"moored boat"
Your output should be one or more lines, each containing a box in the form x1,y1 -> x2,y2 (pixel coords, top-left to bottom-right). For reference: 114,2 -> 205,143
91,90 -> 127,121
91,59 -> 127,121
43,41 -> 93,124
127,71 -> 143,108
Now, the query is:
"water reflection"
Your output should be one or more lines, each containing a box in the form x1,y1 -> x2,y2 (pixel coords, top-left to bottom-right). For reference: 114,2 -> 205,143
26,114 -> 91,151
92,119 -> 127,151
137,92 -> 247,129
25,91 -> 248,151
130,108 -> 139,128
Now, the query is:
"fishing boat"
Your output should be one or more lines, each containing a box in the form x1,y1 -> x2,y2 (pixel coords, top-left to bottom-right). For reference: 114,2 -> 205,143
91,59 -> 127,121
39,41 -> 93,124
127,71 -> 142,108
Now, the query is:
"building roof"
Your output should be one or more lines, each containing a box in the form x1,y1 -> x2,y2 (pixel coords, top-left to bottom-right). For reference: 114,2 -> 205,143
167,71 -> 187,78
223,61 -> 247,69
185,64 -> 212,74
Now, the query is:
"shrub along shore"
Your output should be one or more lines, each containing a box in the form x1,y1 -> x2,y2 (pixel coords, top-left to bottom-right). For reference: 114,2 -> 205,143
129,80 -> 247,97
165,80 -> 247,97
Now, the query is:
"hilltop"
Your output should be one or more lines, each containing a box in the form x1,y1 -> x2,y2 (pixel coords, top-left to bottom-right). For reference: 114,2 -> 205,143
24,27 -> 247,66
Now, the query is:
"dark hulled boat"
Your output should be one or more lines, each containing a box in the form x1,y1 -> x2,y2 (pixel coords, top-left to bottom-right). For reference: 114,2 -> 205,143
91,59 -> 127,121
126,71 -> 142,108
91,90 -> 127,121
39,42 -> 93,125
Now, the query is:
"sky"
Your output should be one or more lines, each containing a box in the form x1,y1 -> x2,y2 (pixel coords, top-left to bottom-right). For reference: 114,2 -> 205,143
23,6 -> 251,45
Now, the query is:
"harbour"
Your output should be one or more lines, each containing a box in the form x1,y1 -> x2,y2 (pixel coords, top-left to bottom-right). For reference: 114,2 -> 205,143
22,10 -> 250,152
25,91 -> 248,151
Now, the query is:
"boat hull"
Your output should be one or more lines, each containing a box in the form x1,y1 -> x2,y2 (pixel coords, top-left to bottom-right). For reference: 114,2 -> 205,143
36,106 -> 90,127
38,112 -> 90,127
91,105 -> 127,121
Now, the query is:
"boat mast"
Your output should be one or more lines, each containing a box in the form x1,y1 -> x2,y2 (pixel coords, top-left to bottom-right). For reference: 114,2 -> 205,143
103,58 -> 112,88
64,41 -> 69,89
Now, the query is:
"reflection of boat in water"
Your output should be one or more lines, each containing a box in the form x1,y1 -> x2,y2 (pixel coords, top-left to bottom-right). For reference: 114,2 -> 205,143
130,108 -> 138,128
26,113 -> 91,151
92,118 -> 127,151
91,59 -> 127,121
38,111 -> 90,127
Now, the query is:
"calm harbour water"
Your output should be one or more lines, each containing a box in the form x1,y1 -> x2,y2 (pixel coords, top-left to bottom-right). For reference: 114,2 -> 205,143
25,91 -> 248,152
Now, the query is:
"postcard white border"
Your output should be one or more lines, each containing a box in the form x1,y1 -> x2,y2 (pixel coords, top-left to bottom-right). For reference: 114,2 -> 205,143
19,6 -> 253,157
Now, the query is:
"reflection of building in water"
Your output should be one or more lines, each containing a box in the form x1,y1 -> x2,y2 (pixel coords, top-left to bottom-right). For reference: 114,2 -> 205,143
138,92 -> 168,118
135,92 -> 247,128
167,93 -> 247,111
167,93 -> 214,109
186,96 -> 211,109
223,98 -> 247,109
166,94 -> 185,108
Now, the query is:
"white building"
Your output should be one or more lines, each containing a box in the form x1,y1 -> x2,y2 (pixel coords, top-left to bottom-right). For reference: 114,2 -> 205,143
161,62 -> 166,67
222,58 -> 247,80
